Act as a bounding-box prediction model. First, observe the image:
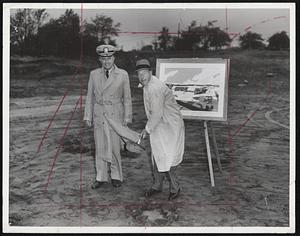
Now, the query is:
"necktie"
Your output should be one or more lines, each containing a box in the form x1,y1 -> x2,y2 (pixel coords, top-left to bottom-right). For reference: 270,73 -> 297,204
106,70 -> 109,79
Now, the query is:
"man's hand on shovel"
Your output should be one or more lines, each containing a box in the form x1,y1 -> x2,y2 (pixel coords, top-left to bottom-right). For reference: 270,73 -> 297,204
85,120 -> 92,127
137,129 -> 147,145
141,129 -> 148,138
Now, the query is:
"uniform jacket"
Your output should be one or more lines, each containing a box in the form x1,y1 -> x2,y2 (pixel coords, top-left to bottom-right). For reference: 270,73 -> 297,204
143,76 -> 185,172
84,65 -> 132,162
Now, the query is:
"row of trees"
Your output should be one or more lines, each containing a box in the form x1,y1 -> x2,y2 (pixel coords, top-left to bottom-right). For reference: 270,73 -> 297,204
153,21 -> 232,51
238,31 -> 289,50
10,9 -> 121,57
10,9 -> 290,57
147,21 -> 289,51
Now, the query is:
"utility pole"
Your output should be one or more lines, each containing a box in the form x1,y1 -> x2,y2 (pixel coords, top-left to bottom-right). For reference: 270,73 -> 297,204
225,8 -> 228,34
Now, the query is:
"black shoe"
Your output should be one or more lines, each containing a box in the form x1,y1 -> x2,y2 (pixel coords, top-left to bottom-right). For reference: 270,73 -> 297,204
111,179 -> 122,188
91,181 -> 105,189
168,188 -> 181,201
144,188 -> 162,197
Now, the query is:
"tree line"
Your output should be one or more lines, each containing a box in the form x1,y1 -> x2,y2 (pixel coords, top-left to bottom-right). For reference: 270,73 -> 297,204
152,21 -> 232,51
10,9 -> 290,58
148,21 -> 289,51
10,9 -> 120,57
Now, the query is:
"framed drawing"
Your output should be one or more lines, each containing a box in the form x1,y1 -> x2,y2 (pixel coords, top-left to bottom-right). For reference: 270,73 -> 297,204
156,58 -> 229,121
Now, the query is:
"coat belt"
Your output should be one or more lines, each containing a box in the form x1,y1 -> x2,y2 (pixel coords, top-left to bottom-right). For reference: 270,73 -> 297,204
96,98 -> 123,105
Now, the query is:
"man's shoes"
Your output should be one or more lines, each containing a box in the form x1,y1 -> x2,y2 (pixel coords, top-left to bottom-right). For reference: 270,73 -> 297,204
144,188 -> 162,197
111,179 -> 122,188
91,181 -> 105,189
168,188 -> 181,201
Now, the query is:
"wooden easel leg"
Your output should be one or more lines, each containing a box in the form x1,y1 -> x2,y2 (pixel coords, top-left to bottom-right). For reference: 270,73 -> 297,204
204,121 -> 215,187
209,122 -> 223,173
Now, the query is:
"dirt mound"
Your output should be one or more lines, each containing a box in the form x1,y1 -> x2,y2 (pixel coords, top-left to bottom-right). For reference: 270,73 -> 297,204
125,200 -> 179,226
62,135 -> 91,154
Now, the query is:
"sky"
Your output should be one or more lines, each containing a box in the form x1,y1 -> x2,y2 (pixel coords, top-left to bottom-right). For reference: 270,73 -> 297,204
11,7 -> 290,51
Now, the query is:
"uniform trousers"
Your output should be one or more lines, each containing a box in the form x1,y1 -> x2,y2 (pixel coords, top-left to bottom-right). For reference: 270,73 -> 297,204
94,126 -> 123,182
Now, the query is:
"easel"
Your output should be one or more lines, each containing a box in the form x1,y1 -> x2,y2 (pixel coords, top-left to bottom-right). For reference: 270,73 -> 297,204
203,120 -> 223,187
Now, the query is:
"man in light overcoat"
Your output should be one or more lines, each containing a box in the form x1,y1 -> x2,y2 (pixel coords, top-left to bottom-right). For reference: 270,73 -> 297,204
84,44 -> 132,188
137,59 -> 185,200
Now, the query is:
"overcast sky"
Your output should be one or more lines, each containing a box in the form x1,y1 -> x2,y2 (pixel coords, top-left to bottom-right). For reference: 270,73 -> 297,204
11,7 -> 290,50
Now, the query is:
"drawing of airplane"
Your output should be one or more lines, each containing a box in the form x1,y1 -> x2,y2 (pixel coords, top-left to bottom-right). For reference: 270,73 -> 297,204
171,85 -> 215,111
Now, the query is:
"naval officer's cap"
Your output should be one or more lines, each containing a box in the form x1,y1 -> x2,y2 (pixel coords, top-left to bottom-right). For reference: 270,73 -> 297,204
96,44 -> 117,57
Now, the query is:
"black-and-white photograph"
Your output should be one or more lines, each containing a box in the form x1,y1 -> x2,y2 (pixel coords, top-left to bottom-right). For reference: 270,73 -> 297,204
3,2 -> 295,234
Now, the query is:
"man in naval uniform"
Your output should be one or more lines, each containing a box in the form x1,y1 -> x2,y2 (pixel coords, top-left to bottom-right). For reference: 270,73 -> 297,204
84,45 -> 132,188
136,59 -> 185,200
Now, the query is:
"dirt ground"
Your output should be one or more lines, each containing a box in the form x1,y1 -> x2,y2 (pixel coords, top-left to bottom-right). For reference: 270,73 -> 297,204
8,50 -> 290,227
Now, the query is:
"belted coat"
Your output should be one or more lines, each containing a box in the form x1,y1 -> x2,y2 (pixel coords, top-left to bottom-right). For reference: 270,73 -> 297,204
84,65 -> 132,163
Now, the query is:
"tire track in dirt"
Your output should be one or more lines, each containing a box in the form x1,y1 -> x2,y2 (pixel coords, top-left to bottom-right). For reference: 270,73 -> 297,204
265,108 -> 289,129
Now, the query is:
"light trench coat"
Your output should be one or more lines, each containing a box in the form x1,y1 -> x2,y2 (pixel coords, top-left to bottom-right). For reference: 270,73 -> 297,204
84,65 -> 132,164
144,76 -> 185,172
